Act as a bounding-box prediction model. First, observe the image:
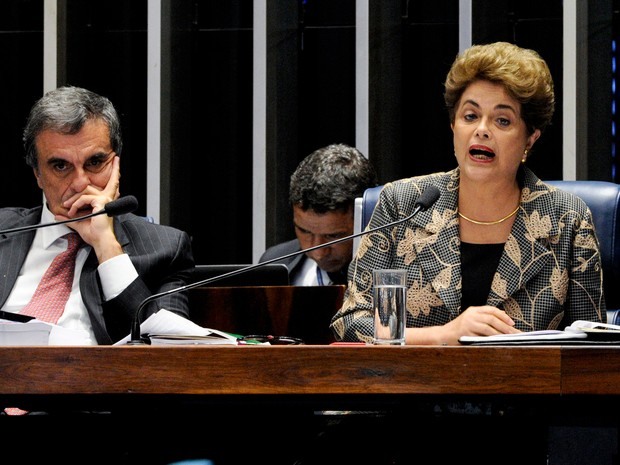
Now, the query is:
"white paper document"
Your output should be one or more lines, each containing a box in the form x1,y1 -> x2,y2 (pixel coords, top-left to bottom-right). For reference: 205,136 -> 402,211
0,320 -> 52,345
0,319 -> 92,346
0,309 -> 237,346
459,320 -> 620,345
114,309 -> 238,345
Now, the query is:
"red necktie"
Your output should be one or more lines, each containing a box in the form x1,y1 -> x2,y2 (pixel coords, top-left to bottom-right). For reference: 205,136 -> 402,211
3,233 -> 83,415
20,232 -> 83,324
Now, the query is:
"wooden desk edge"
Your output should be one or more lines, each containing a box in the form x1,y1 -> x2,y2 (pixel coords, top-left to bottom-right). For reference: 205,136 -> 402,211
0,345 -> 562,396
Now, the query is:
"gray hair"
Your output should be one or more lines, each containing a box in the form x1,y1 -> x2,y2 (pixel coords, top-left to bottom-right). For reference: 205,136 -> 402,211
23,86 -> 122,169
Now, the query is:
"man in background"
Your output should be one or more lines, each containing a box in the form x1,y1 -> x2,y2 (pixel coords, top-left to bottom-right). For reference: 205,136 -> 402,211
260,143 -> 378,286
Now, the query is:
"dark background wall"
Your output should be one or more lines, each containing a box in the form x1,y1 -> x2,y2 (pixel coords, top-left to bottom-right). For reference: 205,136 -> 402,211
0,0 -> 615,265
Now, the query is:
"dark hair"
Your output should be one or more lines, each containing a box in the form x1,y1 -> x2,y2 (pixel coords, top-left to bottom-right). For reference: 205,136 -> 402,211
289,143 -> 378,213
23,86 -> 123,170
444,41 -> 555,135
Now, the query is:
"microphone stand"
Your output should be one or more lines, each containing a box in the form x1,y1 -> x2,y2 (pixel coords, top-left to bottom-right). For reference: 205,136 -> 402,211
127,185 -> 440,345
0,196 -> 139,235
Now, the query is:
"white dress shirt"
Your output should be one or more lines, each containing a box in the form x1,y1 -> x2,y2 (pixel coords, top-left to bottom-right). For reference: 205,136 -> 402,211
1,202 -> 138,344
291,257 -> 332,286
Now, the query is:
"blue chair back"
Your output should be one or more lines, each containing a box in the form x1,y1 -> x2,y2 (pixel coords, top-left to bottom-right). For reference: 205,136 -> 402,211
546,181 -> 620,323
361,185 -> 384,229
358,181 -> 620,324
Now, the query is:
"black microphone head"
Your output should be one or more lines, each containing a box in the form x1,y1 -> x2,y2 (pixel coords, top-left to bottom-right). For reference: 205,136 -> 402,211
105,196 -> 139,216
414,185 -> 440,211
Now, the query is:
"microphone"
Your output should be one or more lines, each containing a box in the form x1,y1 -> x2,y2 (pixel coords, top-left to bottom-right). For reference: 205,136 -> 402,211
127,185 -> 441,344
0,196 -> 139,235
99,196 -> 139,217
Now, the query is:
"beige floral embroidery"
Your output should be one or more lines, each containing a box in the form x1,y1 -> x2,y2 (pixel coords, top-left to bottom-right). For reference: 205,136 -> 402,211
521,186 -> 548,203
357,234 -> 372,259
491,273 -> 508,299
550,267 -> 568,304
331,317 -> 345,338
574,256 -> 590,273
428,209 -> 456,235
503,298 -> 526,325
354,330 -> 374,344
396,210 -> 453,266
523,210 -> 552,241
434,267 -> 452,290
374,231 -> 392,253
341,280 -> 372,312
357,231 -> 393,258
574,229 -> 598,251
504,235 -> 521,269
396,228 -> 418,265
547,311 -> 564,330
407,281 -> 443,318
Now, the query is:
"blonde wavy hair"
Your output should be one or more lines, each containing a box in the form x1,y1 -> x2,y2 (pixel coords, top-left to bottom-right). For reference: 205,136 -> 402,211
444,41 -> 555,135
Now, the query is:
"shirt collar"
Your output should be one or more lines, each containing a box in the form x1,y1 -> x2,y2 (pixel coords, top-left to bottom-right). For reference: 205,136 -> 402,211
39,200 -> 76,249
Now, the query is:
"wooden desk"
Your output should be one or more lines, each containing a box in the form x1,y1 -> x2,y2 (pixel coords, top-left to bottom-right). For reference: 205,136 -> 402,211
0,345 -> 559,396
1,344 -> 619,398
0,345 -> 618,465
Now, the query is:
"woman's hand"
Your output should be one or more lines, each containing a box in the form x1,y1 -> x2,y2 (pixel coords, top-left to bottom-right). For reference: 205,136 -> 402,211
440,305 -> 520,345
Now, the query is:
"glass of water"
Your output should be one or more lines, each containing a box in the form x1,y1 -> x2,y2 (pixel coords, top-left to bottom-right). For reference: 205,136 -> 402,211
372,269 -> 407,345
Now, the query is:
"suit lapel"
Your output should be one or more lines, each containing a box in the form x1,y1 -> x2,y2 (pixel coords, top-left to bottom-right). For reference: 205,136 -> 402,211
418,188 -> 462,315
490,182 -> 555,304
0,210 -> 40,308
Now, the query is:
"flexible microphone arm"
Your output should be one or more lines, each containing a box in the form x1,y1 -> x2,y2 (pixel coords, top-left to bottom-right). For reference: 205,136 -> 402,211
0,196 -> 139,236
127,185 -> 441,344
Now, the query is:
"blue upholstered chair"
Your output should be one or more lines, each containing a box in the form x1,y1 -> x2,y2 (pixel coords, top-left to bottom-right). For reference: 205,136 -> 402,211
546,181 -> 620,324
355,181 -> 620,324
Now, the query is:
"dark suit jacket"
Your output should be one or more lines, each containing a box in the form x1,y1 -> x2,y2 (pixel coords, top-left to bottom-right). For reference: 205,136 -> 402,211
0,207 -> 194,344
259,239 -> 348,285
259,239 -> 305,276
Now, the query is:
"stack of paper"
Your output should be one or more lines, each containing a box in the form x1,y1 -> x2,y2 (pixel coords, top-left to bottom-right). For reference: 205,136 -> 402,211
459,320 -> 620,345
148,332 -> 237,345
114,309 -> 238,345
0,321 -> 52,346
0,309 -> 238,346
0,318 -> 92,345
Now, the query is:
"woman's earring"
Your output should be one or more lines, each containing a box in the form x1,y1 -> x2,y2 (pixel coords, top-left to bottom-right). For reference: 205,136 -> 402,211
521,148 -> 529,164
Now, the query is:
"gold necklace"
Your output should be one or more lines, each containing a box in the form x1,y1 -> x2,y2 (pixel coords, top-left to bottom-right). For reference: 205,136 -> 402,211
458,205 -> 520,226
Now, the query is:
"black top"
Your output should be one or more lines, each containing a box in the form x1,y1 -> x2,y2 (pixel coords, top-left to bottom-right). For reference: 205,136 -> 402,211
460,242 -> 504,311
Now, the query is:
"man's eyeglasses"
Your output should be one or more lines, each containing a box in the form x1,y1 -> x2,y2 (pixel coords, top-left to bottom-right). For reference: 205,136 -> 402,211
238,335 -> 304,345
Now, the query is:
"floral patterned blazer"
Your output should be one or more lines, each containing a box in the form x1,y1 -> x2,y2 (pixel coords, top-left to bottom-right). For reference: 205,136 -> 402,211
330,167 -> 606,343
